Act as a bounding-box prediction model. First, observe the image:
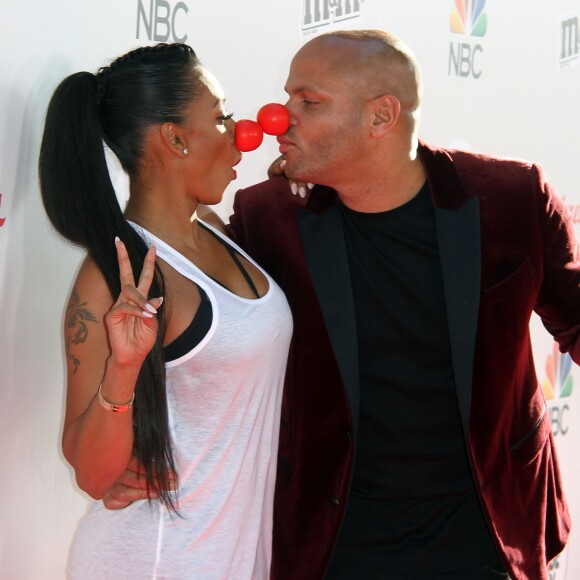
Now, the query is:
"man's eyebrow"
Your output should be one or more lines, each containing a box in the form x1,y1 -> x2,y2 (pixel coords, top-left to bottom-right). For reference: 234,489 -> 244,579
285,85 -> 322,94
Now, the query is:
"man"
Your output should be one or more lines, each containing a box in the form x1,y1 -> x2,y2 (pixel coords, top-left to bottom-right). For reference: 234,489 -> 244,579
106,30 -> 579,579
227,29 -> 579,579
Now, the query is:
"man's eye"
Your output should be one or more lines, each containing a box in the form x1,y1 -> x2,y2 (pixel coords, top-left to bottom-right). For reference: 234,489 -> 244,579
217,112 -> 234,124
303,100 -> 320,106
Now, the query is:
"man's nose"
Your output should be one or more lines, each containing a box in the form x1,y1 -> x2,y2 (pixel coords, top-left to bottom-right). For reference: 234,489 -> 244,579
284,101 -> 297,128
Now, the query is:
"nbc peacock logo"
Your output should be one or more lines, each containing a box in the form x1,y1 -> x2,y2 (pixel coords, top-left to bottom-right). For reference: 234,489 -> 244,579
542,344 -> 574,400
450,0 -> 488,37
448,0 -> 487,78
542,343 -> 574,437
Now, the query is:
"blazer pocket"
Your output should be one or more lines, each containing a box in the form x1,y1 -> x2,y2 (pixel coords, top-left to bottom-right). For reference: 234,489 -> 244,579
510,402 -> 551,466
483,257 -> 533,305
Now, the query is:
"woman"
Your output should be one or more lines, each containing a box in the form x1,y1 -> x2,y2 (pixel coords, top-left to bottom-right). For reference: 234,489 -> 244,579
39,43 -> 292,578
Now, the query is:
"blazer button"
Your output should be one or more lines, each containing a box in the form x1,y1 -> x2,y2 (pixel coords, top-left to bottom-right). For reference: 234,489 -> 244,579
331,497 -> 340,507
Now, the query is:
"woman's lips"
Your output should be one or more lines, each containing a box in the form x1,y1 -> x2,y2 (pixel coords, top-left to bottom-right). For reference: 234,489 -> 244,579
232,155 -> 242,179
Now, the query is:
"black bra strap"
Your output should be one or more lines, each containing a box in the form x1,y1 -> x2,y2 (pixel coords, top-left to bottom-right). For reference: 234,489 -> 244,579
223,244 -> 260,298
200,222 -> 260,299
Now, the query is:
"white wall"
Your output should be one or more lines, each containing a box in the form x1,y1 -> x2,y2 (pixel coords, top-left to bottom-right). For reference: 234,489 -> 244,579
1,1 -> 578,578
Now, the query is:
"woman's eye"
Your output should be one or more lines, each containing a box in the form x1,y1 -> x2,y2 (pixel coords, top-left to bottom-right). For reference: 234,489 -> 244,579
303,100 -> 320,107
217,112 -> 234,124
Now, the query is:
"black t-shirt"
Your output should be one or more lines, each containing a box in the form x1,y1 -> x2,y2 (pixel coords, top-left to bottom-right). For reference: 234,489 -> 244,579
328,183 -> 499,575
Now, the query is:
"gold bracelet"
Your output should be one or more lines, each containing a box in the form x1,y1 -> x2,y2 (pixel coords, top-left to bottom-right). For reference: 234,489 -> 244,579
97,383 -> 135,413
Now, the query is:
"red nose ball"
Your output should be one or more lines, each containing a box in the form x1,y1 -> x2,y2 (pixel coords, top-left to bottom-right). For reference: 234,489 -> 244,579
257,103 -> 290,136
234,120 -> 264,152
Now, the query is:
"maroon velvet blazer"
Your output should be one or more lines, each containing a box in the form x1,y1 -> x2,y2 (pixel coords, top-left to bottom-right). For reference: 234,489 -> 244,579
228,142 -> 580,580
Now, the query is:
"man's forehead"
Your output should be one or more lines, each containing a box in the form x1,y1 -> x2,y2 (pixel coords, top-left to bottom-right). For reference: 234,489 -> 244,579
300,35 -> 373,60
285,65 -> 340,95
287,40 -> 372,91
291,42 -> 348,73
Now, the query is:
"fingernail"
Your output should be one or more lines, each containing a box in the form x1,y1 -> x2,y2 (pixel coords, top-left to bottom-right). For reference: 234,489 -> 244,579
115,236 -> 120,244
145,303 -> 157,314
142,311 -> 154,318
299,186 -> 306,198
280,160 -> 286,170
156,297 -> 164,307
290,183 -> 298,195
307,183 -> 314,189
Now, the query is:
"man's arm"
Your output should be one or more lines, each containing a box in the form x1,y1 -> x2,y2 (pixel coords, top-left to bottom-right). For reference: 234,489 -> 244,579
534,164 -> 580,364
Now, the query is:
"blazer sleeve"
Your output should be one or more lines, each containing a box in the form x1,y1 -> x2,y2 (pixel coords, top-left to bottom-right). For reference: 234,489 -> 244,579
533,163 -> 580,364
226,188 -> 247,250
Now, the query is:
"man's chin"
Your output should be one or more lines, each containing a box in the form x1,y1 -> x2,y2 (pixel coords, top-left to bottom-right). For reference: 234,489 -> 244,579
284,164 -> 312,184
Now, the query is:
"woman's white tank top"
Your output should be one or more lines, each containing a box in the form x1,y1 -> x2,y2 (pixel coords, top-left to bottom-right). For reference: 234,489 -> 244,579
67,221 -> 293,579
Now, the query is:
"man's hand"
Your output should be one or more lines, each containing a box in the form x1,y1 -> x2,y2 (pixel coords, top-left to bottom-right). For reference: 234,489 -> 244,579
267,156 -> 314,199
101,457 -> 176,510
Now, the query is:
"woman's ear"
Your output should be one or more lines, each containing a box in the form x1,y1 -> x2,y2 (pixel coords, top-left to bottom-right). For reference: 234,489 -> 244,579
370,94 -> 400,138
160,122 -> 188,157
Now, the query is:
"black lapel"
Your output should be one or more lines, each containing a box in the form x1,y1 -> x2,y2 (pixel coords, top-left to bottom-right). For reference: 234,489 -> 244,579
435,198 -> 481,431
296,204 -> 360,432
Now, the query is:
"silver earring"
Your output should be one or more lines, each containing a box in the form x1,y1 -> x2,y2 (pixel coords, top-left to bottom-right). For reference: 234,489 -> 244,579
183,148 -> 188,155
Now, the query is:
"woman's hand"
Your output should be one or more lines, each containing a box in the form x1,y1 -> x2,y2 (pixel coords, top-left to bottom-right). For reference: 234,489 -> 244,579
102,456 -> 177,510
267,156 -> 314,199
105,238 -> 163,368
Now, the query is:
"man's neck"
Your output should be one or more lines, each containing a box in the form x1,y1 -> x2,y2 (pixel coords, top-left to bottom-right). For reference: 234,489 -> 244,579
336,154 -> 426,213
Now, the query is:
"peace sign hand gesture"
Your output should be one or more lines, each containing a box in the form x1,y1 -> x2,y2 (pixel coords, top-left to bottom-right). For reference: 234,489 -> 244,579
105,237 -> 164,369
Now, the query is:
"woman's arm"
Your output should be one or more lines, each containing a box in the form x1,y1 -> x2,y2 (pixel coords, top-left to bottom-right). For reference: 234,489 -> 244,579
62,240 -> 162,499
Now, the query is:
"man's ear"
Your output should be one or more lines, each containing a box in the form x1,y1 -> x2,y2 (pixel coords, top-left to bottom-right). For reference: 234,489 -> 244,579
371,94 -> 400,138
160,122 -> 188,157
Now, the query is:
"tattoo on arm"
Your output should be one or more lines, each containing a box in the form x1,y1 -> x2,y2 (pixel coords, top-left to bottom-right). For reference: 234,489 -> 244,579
65,287 -> 98,374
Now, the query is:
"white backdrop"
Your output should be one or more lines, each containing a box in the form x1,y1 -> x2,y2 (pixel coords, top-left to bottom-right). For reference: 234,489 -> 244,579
1,1 -> 579,578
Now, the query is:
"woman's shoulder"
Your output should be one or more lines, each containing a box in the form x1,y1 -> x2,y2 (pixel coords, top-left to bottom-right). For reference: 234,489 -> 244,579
69,254 -> 115,313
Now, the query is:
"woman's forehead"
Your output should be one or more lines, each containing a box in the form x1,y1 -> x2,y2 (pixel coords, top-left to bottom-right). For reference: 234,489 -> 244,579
197,66 -> 225,102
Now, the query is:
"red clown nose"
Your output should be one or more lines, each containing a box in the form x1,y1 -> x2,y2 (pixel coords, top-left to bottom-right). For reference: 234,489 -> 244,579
257,103 -> 291,136
234,120 -> 263,152
234,103 -> 290,152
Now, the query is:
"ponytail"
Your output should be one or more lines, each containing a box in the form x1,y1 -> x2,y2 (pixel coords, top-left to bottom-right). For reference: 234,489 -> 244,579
38,45 -> 201,512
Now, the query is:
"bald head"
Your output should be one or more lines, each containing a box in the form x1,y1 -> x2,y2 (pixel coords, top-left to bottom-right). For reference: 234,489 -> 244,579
281,29 -> 425,201
296,29 -> 423,114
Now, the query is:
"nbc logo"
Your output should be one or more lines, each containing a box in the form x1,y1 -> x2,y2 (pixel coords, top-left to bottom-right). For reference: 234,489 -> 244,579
450,0 -> 487,37
542,343 -> 574,436
448,0 -> 487,78
136,0 -> 189,43
548,549 -> 569,580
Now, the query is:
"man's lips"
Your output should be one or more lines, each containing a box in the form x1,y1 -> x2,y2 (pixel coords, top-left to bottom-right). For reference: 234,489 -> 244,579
277,136 -> 295,154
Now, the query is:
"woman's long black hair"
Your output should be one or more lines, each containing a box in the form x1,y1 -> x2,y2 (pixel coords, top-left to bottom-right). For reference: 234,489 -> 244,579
39,43 -> 202,511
